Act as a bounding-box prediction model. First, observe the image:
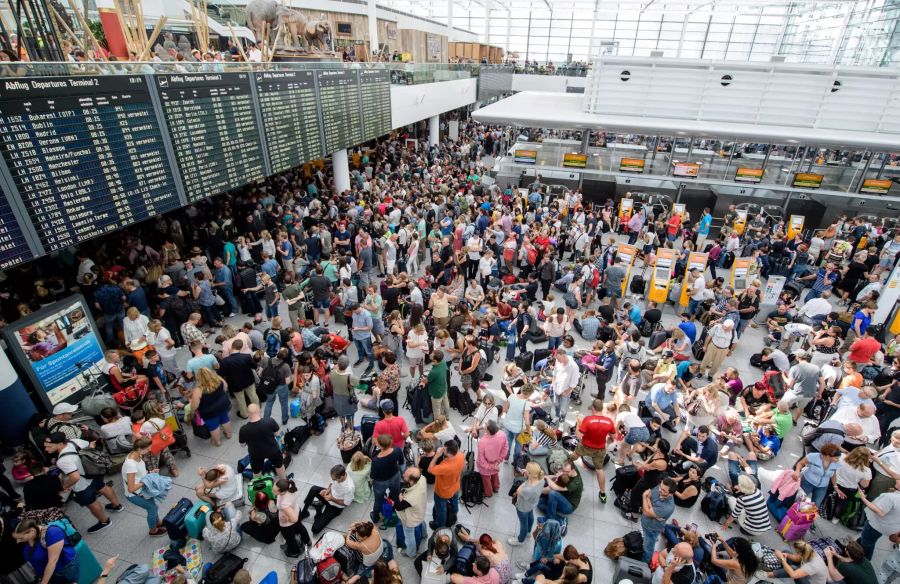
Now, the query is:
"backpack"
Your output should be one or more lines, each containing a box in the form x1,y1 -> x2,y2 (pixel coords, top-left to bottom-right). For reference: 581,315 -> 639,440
639,319 -> 653,338
258,361 -> 280,397
622,531 -> 644,561
547,448 -> 569,475
60,441 -> 113,478
801,424 -> 844,448
454,543 -> 477,576
315,558 -> 342,584
202,553 -> 247,584
264,329 -> 281,358
527,247 -> 538,265
701,485 -> 730,523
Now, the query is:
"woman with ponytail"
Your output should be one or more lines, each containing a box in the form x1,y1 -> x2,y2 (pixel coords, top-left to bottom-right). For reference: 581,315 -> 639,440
273,478 -> 310,558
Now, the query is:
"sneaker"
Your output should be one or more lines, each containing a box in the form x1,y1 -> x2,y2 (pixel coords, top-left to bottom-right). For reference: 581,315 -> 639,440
831,517 -> 839,524
87,520 -> 111,534
149,527 -> 167,537
280,544 -> 301,558
507,538 -> 523,546
599,492 -> 608,504
105,504 -> 124,513
353,360 -> 365,367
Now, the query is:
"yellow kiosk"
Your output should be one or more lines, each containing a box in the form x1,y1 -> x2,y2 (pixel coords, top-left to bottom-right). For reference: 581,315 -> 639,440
617,243 -> 639,295
731,257 -> 752,292
787,215 -> 804,239
734,209 -> 748,235
649,248 -> 675,303
618,197 -> 634,227
680,252 -> 709,307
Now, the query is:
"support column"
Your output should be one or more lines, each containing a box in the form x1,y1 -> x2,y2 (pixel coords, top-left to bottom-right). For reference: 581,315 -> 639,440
367,0 -> 379,56
447,0 -> 455,39
429,115 -> 440,147
332,149 -> 351,193
484,0 -> 492,46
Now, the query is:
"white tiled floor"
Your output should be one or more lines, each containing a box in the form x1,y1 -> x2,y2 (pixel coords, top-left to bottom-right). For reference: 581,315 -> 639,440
58,265 -> 894,584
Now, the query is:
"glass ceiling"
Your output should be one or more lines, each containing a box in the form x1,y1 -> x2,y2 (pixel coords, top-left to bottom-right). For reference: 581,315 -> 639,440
379,0 -> 900,67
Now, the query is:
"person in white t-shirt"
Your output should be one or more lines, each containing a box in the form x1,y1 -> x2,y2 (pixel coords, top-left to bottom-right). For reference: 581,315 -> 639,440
122,436 -> 167,537
687,267 -> 706,317
832,447 -> 873,522
298,464 -> 356,535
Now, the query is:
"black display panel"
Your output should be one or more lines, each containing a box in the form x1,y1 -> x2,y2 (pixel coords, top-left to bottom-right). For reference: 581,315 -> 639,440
155,72 -> 266,203
0,76 -> 181,253
315,70 -> 362,154
255,70 -> 323,173
358,69 -> 392,142
0,188 -> 32,269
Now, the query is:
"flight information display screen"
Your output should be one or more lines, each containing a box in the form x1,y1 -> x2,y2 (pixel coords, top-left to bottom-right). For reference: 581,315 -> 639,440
315,70 -> 362,154
155,72 -> 265,203
0,188 -> 32,270
358,69 -> 391,142
0,76 -> 181,253
255,70 -> 323,173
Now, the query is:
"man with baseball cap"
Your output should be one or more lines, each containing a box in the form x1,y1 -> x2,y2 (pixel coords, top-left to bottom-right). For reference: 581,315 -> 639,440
699,319 -> 737,381
47,403 -> 87,440
44,432 -> 123,533
373,399 -> 409,449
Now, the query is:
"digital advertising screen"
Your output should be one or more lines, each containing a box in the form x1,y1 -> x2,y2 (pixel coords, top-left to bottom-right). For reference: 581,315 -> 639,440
2,295 -> 105,408
734,167 -> 763,183
562,153 -> 587,168
860,179 -> 892,194
619,158 -> 645,173
514,149 -> 537,164
793,173 -> 824,189
673,162 -> 700,177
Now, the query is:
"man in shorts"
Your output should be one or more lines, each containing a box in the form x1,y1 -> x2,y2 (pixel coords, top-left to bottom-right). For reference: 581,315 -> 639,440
238,404 -> 287,480
44,432 -> 123,533
575,399 -> 615,503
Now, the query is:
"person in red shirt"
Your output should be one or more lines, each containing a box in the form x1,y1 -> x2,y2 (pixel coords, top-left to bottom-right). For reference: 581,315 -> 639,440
325,334 -> 350,354
373,400 -> 409,448
666,213 -> 682,242
847,327 -> 882,365
575,399 -> 616,503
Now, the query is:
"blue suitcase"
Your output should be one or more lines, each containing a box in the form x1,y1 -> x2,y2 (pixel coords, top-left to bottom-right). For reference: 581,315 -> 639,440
185,500 -> 210,540
76,540 -> 102,584
163,497 -> 192,543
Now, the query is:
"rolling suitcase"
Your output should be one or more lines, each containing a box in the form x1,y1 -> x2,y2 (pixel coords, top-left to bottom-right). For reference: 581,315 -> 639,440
612,557 -> 651,584
163,497 -> 193,543
185,500 -> 210,540
75,540 -> 103,584
360,415 -> 379,445
247,475 -> 275,504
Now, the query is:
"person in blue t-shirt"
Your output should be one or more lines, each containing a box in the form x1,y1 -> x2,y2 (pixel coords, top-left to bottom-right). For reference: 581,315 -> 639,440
675,361 -> 700,391
750,425 -> 781,460
15,519 -> 80,584
678,313 -> 698,343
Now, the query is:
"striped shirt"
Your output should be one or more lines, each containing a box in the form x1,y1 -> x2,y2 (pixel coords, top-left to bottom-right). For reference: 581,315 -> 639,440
731,488 -> 771,534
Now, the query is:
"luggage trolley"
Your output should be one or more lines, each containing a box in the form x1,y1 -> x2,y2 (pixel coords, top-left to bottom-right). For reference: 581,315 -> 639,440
160,399 -> 191,457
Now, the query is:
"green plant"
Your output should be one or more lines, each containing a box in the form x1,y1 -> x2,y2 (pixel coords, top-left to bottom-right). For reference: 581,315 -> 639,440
87,19 -> 107,48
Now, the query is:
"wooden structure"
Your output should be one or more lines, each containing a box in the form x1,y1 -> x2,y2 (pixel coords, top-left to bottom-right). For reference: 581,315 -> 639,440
450,42 -> 503,63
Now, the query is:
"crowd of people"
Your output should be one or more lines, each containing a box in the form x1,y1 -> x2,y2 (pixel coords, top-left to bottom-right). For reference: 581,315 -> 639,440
0,117 -> 898,584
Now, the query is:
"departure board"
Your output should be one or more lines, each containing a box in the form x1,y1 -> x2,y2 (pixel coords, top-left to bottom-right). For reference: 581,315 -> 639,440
0,76 -> 181,253
0,188 -> 32,269
155,72 -> 266,203
358,69 -> 392,142
255,70 -> 323,174
315,70 -> 362,154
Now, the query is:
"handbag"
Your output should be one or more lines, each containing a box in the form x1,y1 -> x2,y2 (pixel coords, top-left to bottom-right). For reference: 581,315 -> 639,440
81,387 -> 118,417
684,393 -> 702,417
516,427 -> 532,445
149,420 -> 176,455
214,292 -> 226,306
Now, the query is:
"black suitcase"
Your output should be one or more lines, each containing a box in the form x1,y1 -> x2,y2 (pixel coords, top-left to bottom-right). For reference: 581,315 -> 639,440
532,348 -> 553,365
202,552 -> 247,584
360,415 -> 379,445
648,330 -> 669,350
284,425 -> 311,454
163,497 -> 192,543
515,351 -> 534,372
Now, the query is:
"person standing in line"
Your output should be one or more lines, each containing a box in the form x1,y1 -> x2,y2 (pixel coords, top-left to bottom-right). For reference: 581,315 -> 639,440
395,467 -> 428,559
550,350 -> 580,425
121,437 -> 167,537
350,303 -> 376,371
508,462 -> 544,548
238,404 -> 287,480
574,399 -> 615,504
699,319 -> 736,382
426,350 -> 450,420
428,440 -> 465,529
476,420 -> 508,498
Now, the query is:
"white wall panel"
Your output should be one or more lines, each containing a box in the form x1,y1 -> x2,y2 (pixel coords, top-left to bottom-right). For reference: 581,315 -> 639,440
390,78 -> 477,129
585,56 -> 900,134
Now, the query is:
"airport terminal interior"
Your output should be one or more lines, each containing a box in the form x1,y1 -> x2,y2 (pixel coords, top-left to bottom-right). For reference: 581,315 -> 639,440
0,1 -> 899,584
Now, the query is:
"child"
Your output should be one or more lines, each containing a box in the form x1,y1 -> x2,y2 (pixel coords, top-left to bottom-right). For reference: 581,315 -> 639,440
10,448 -> 34,483
348,451 -> 372,503
145,350 -> 168,402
